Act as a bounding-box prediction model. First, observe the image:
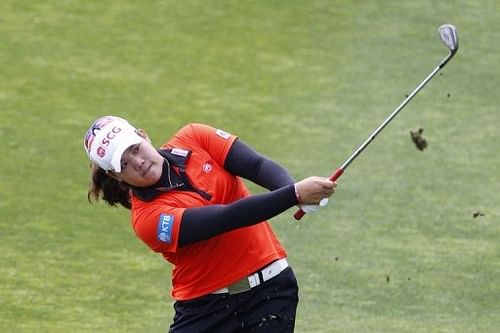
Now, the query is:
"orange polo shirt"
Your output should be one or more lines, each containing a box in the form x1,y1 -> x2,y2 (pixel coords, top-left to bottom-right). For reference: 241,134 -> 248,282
131,123 -> 287,300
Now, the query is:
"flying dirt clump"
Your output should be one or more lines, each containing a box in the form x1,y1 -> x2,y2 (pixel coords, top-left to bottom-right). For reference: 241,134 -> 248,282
473,211 -> 485,218
410,128 -> 428,151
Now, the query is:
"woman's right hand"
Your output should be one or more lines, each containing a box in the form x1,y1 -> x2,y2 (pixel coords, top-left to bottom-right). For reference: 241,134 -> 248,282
294,176 -> 336,205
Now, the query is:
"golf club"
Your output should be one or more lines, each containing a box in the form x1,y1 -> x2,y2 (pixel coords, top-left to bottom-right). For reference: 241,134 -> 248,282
294,24 -> 459,220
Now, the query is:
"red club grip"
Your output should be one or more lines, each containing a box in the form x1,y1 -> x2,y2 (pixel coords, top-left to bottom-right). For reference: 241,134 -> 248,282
329,167 -> 344,182
293,168 -> 344,220
293,208 -> 307,220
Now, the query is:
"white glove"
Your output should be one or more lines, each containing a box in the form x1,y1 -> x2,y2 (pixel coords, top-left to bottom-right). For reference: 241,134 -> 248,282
300,198 -> 329,213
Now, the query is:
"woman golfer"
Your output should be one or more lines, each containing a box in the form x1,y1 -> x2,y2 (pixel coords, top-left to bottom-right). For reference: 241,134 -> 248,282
83,115 -> 335,332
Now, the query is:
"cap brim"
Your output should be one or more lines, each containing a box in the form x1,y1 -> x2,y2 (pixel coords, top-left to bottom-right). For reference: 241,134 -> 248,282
110,134 -> 144,173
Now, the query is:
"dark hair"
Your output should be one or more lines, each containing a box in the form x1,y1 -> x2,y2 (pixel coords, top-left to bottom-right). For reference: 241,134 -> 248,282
87,164 -> 132,209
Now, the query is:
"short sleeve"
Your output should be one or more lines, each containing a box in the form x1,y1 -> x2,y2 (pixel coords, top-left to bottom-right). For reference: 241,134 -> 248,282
171,123 -> 238,166
131,201 -> 185,254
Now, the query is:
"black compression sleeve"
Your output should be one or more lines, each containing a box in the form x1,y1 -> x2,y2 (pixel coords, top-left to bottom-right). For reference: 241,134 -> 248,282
178,184 -> 298,246
224,139 -> 295,190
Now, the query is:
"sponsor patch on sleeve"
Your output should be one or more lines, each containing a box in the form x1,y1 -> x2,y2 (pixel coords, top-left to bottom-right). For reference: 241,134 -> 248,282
157,214 -> 174,244
215,129 -> 231,139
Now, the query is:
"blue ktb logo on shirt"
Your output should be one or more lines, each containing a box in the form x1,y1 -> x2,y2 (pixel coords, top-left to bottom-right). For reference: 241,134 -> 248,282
157,214 -> 174,244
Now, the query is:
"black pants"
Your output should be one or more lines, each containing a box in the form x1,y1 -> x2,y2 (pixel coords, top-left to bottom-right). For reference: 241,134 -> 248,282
169,267 -> 299,333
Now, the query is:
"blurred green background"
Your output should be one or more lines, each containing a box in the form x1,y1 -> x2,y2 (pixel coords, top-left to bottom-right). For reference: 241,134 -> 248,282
1,1 -> 498,332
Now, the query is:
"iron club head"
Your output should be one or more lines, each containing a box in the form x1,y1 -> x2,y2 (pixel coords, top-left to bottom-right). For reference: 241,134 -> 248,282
438,24 -> 459,54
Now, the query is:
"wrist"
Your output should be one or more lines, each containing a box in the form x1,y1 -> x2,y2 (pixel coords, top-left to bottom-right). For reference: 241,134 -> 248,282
293,183 -> 300,204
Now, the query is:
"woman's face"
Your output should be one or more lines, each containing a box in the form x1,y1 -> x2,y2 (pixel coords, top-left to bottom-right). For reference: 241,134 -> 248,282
115,134 -> 164,187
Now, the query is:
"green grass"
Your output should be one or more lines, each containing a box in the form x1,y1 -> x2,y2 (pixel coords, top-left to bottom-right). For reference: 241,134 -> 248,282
1,0 -> 499,332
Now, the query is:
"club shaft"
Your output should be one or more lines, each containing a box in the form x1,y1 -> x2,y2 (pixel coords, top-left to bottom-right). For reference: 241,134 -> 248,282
341,53 -> 450,170
294,50 -> 455,221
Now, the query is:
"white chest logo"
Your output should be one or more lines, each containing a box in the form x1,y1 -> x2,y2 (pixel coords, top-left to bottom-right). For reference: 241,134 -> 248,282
215,129 -> 230,139
202,163 -> 213,173
171,148 -> 189,157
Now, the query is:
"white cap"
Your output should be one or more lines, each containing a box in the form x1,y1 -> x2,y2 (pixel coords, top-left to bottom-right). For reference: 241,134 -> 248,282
83,116 -> 143,172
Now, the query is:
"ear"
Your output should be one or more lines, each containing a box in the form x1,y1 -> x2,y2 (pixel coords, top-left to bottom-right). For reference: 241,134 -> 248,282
135,129 -> 152,143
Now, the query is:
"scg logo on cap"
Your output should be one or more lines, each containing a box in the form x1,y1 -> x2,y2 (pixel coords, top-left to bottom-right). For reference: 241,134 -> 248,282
95,126 -> 123,159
